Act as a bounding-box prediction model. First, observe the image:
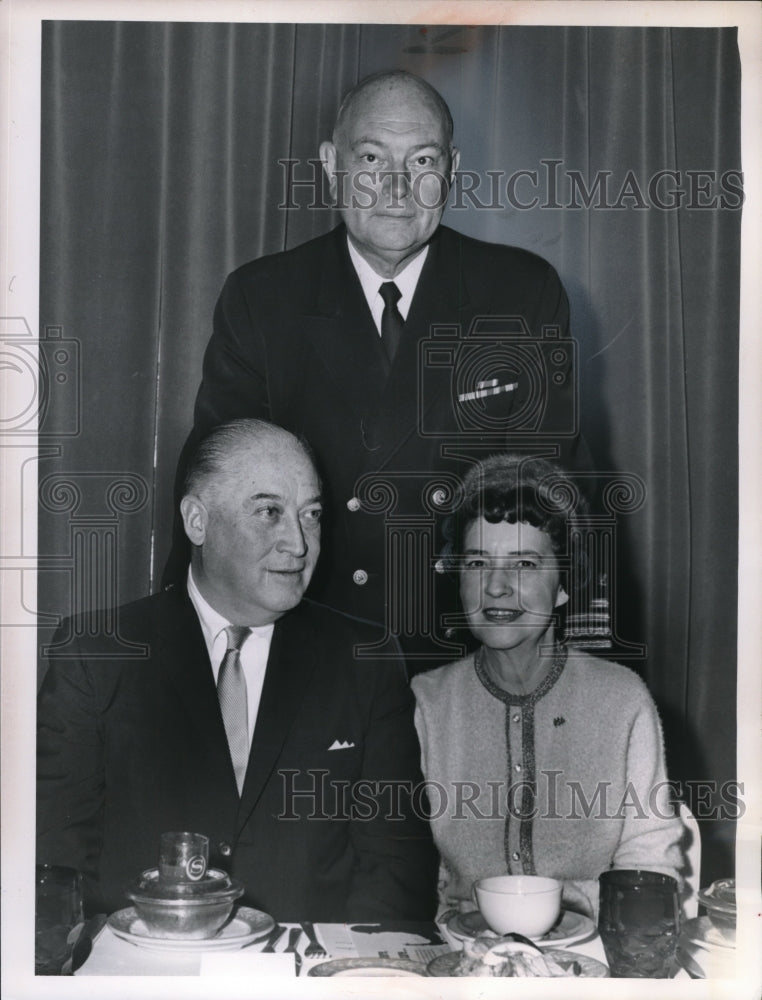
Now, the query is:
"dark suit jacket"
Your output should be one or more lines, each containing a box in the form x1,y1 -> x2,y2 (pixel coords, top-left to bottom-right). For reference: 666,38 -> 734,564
173,223 -> 582,664
36,587 -> 438,921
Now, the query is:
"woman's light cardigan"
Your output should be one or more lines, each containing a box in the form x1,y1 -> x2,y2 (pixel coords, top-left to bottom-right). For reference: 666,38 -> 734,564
411,647 -> 684,918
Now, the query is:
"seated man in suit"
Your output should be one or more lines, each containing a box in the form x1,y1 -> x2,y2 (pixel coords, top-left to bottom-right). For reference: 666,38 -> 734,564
37,418 -> 438,921
170,69 -> 584,671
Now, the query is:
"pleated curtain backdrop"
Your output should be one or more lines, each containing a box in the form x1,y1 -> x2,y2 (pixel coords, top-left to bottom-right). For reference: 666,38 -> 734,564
38,22 -> 741,883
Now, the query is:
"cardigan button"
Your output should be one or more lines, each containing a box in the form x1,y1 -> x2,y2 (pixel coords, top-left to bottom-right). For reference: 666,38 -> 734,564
512,713 -> 520,723
514,763 -> 522,772
511,851 -> 520,862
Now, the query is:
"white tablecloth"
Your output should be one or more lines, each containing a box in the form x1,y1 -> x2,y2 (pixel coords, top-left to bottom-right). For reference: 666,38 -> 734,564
77,916 -> 608,977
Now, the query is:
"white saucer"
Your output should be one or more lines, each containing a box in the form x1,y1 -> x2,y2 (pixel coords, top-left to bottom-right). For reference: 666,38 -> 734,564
683,917 -> 735,950
107,905 -> 274,952
447,908 -> 595,948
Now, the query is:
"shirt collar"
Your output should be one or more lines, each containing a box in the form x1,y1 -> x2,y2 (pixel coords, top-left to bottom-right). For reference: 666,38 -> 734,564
187,567 -> 274,649
347,236 -> 428,305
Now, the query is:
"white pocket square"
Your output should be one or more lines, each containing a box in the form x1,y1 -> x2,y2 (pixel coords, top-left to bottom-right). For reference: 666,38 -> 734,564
327,739 -> 355,751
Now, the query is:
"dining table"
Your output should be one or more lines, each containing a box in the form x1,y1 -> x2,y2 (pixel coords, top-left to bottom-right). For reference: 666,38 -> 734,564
75,910 -> 612,978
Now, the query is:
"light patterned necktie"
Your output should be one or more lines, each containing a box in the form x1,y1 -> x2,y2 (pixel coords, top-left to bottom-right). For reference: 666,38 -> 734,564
217,625 -> 250,795
379,281 -> 404,363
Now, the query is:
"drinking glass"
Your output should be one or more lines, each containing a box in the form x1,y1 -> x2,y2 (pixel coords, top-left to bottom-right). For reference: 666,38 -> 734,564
598,869 -> 680,978
35,865 -> 84,975
159,831 -> 209,883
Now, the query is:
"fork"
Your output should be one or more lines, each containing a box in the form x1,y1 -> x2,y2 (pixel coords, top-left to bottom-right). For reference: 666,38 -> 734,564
301,921 -> 327,958
261,923 -> 286,952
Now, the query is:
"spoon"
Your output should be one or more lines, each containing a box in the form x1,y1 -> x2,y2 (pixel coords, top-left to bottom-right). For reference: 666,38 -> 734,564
503,932 -> 544,952
285,926 -> 303,974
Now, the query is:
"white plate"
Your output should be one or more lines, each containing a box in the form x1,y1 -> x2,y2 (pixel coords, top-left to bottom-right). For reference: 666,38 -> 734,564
682,917 -> 735,951
447,909 -> 595,948
308,957 -> 427,977
678,921 -> 737,980
428,947 -> 608,978
107,905 -> 274,952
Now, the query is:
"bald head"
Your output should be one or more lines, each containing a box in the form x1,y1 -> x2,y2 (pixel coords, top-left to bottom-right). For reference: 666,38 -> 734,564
333,71 -> 453,148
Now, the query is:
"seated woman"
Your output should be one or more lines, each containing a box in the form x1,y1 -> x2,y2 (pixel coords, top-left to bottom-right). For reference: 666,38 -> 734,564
412,454 -> 683,919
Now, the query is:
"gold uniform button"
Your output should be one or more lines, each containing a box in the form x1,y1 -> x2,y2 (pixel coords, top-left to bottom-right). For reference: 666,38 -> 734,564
219,842 -> 232,857
347,497 -> 361,512
352,569 -> 369,586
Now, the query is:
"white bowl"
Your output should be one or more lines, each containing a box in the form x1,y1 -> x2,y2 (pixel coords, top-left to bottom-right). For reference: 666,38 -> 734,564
474,875 -> 562,938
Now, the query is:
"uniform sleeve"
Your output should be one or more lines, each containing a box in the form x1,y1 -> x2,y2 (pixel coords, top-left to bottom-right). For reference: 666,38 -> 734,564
345,663 -> 439,921
535,264 -> 583,472
193,269 -> 271,436
539,260 -> 571,337
164,269 -> 272,585
37,650 -> 105,909
499,258 -> 587,473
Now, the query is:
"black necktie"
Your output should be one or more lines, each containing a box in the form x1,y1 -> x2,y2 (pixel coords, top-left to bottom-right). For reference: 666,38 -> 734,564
217,625 -> 250,795
379,281 -> 404,363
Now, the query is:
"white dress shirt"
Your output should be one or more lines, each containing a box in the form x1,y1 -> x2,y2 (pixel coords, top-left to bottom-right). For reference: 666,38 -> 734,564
187,568 -> 273,753
347,237 -> 428,335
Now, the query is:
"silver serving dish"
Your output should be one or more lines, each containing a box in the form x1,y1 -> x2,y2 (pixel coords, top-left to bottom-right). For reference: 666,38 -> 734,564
125,867 -> 244,939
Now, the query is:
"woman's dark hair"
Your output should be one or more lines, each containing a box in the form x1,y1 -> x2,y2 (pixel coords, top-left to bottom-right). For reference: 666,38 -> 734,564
441,453 -> 588,586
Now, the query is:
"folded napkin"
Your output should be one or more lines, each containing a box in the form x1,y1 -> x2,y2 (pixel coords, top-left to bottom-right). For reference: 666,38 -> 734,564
201,951 -> 295,977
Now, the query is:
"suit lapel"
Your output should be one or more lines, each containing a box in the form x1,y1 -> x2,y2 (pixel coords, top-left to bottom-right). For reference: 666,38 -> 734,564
302,225 -> 389,420
235,606 -> 318,833
158,587 -> 237,790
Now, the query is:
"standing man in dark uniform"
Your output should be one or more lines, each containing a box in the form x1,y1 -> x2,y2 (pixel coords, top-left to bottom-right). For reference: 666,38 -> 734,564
182,70 -> 581,669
